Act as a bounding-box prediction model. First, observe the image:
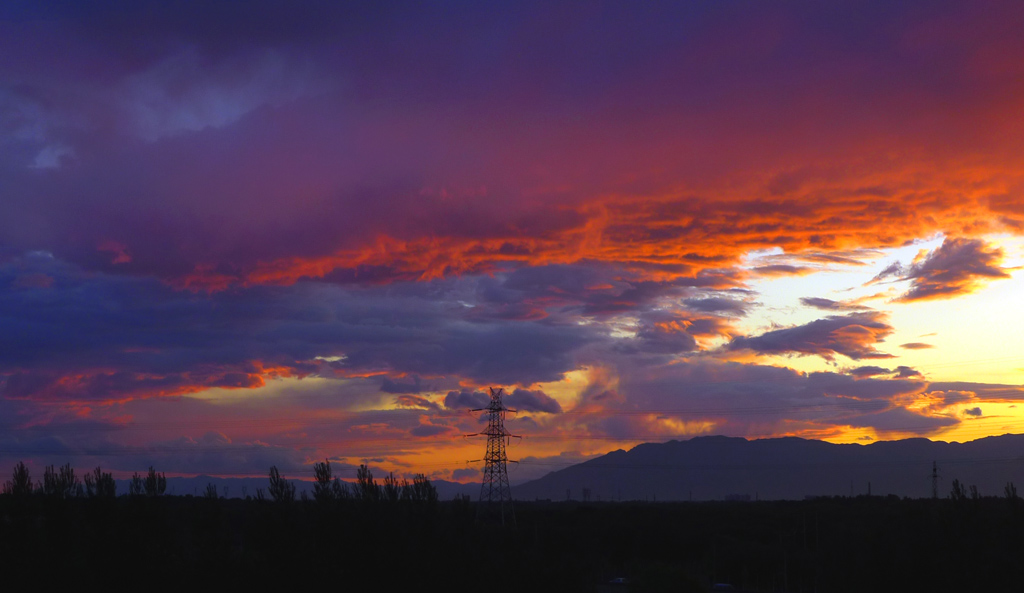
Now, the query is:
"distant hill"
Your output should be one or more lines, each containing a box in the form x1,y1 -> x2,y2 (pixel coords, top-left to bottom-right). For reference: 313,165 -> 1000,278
114,475 -> 479,500
512,434 -> 1024,501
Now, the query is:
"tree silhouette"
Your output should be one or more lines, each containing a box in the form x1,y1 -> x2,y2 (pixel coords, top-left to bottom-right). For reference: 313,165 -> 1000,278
356,464 -> 380,502
311,459 -> 350,501
268,465 -> 295,503
950,478 -> 968,502
144,466 -> 166,497
3,461 -> 32,497
84,466 -> 117,498
410,474 -> 438,503
313,459 -> 335,503
204,483 -> 219,499
1005,481 -> 1018,502
42,463 -> 81,498
332,476 -> 349,500
129,472 -> 144,496
382,472 -> 401,502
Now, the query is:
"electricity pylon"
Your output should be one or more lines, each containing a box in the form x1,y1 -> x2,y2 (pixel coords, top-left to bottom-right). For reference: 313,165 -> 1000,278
467,387 -> 519,526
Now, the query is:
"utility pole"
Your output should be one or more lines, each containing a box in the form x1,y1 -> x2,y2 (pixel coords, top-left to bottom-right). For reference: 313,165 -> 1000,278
467,387 -> 519,526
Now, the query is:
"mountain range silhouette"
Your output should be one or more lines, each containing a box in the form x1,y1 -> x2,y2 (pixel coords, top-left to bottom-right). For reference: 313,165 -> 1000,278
513,434 -> 1024,501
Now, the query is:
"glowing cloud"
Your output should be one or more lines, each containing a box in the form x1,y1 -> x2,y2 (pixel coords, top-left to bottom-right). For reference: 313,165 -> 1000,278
729,312 -> 895,361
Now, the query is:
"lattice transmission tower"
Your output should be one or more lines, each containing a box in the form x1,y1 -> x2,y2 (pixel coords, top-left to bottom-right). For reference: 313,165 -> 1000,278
467,387 -> 519,526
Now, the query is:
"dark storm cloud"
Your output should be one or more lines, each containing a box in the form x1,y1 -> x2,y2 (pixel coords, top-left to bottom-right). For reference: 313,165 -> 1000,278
729,312 -> 894,361
0,255 -> 603,400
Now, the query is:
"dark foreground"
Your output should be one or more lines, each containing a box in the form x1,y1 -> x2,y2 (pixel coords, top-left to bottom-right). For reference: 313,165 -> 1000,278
2,495 -> 1021,591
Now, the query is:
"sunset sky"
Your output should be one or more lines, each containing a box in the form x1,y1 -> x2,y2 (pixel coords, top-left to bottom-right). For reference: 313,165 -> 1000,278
3,1 -> 1024,484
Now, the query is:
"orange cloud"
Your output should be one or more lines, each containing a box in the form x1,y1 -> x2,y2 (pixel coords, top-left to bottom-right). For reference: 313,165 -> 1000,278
170,164 -> 1021,292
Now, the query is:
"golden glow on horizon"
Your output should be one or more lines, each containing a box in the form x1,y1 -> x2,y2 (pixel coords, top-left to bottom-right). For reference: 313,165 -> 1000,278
137,233 -> 1024,479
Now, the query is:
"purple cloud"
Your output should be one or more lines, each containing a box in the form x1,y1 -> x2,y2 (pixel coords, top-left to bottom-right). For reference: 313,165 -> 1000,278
381,376 -> 429,394
505,389 -> 562,414
878,238 -> 1010,301
444,390 -> 491,410
849,366 -> 891,378
729,312 -> 894,360
683,297 -> 751,316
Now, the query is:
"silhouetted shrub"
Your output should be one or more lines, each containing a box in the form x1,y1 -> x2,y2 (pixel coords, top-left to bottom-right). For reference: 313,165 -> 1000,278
950,478 -> 967,502
313,459 -> 335,503
84,466 -> 117,498
3,461 -> 32,497
410,474 -> 438,503
397,473 -> 438,503
42,463 -> 81,498
356,464 -> 380,502
144,466 -> 166,496
332,477 -> 349,500
268,466 -> 295,503
382,472 -> 401,502
129,472 -> 144,496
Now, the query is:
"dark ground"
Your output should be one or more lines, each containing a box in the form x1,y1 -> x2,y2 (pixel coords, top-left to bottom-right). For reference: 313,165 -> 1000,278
2,494 -> 1021,591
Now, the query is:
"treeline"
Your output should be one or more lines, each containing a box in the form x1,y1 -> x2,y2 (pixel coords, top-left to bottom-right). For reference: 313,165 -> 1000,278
1,461 -> 120,498
260,460 -> 438,503
5,481 -> 1024,590
0,459 -> 437,504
